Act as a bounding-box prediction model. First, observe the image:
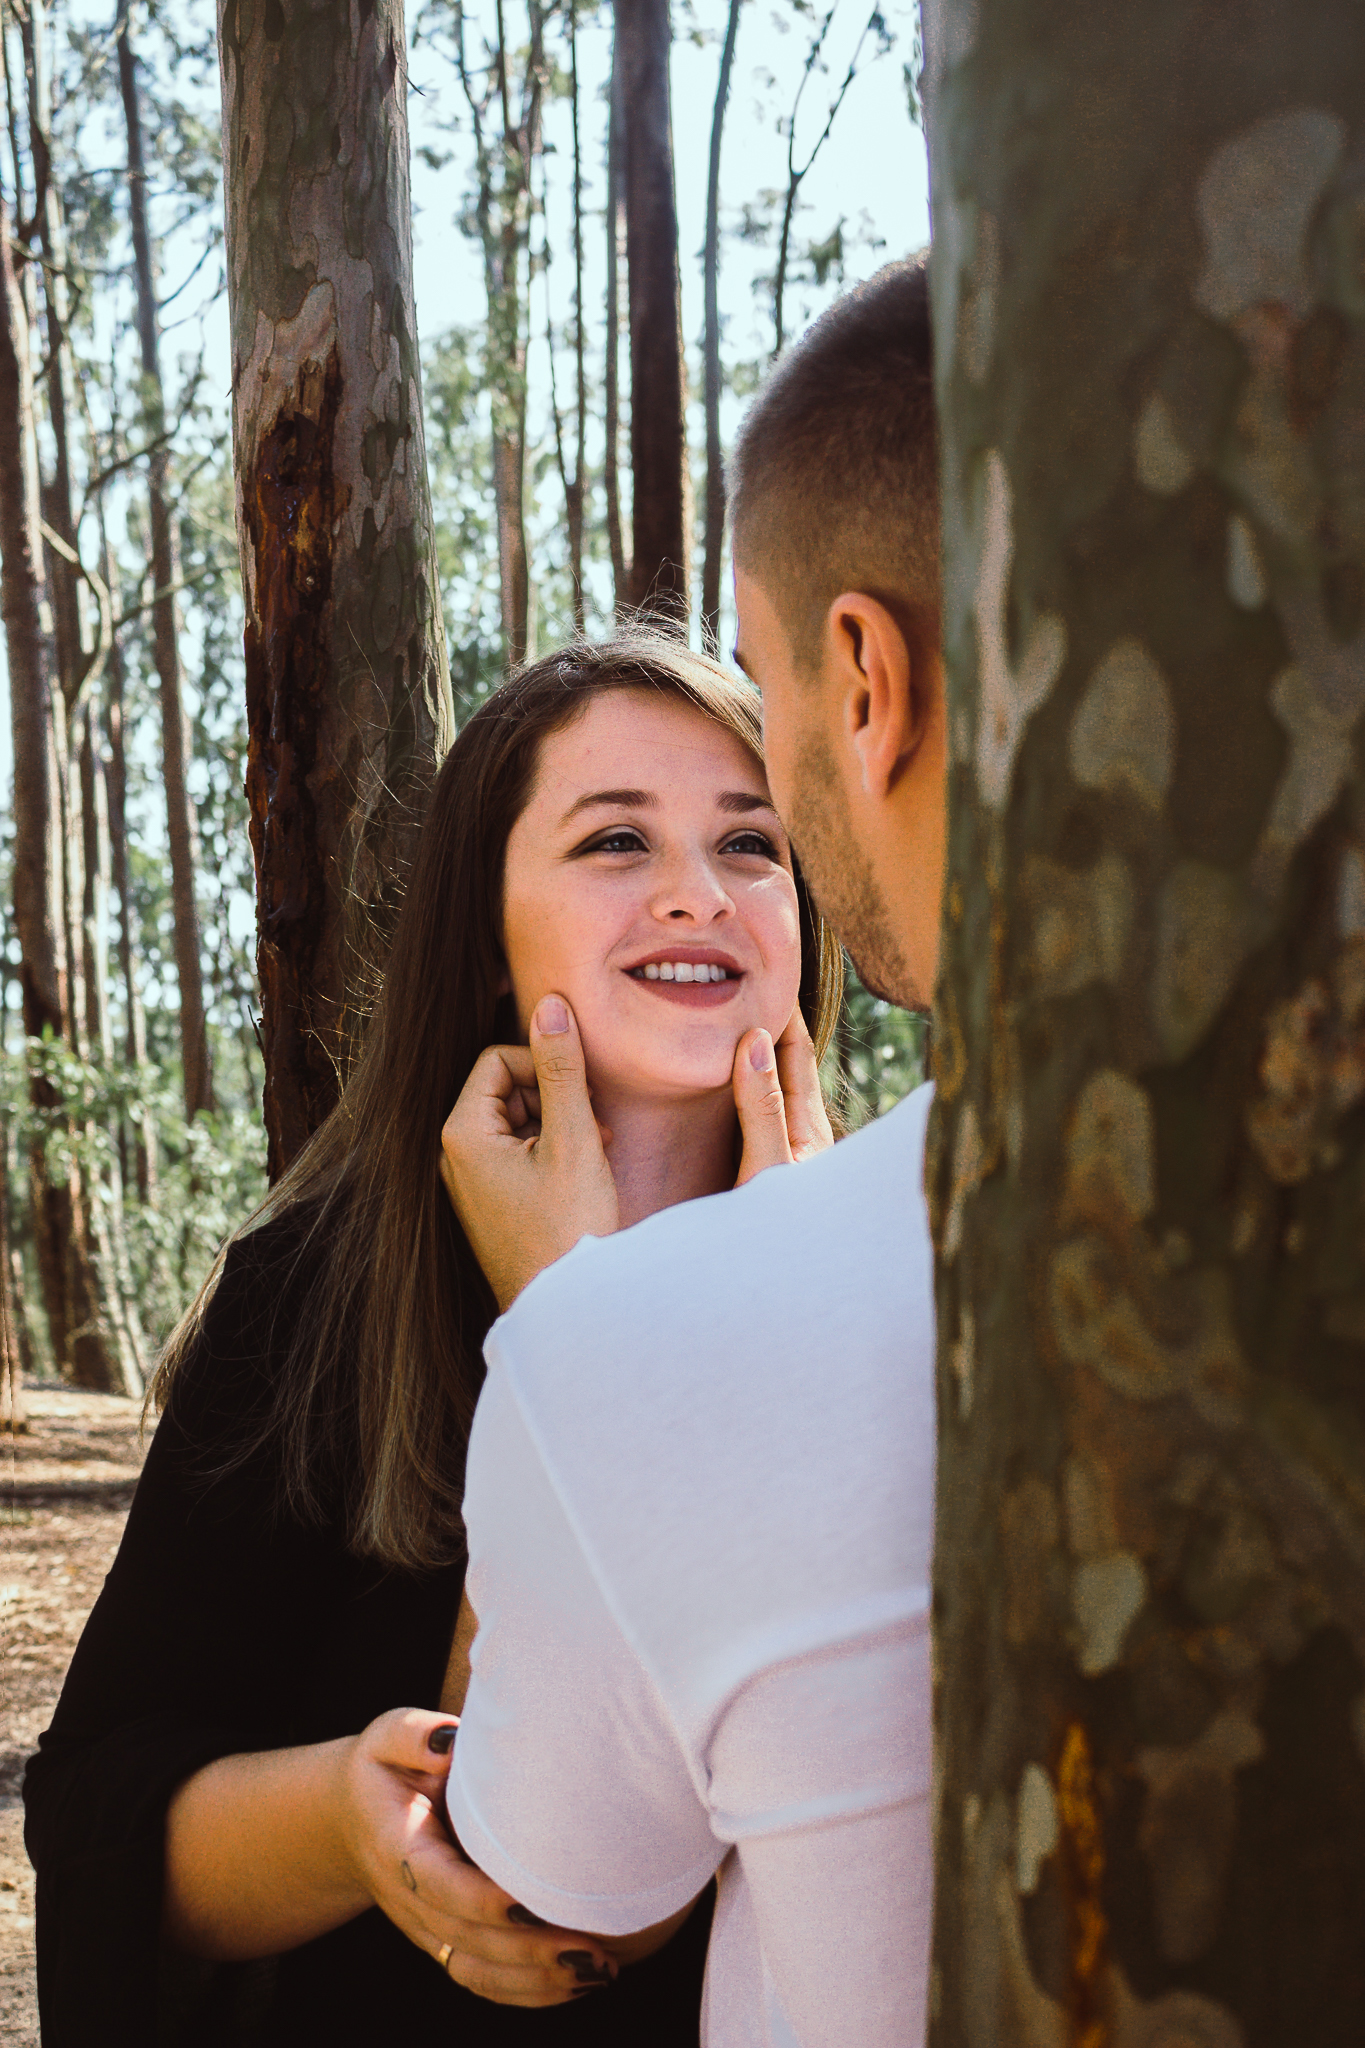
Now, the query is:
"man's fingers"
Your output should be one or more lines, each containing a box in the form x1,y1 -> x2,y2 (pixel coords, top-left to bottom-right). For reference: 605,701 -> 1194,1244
733,1028 -> 794,1186
528,997 -> 607,1164
773,1006 -> 835,1161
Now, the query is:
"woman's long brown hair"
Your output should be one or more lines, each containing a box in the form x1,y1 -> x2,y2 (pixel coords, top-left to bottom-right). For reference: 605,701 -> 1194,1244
153,634 -> 843,1571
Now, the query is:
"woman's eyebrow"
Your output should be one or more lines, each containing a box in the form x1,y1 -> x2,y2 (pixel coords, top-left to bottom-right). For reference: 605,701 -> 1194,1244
718,791 -> 779,816
560,787 -> 656,824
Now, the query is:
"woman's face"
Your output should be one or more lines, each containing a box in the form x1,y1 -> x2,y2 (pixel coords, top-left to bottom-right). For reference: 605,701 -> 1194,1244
501,689 -> 804,1102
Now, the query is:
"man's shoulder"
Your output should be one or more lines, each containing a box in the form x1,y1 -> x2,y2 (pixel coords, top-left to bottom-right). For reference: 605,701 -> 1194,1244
507,1078 -> 934,1345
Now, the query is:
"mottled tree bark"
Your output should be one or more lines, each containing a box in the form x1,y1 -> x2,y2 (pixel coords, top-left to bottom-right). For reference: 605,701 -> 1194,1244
218,0 -> 455,1179
925,4 -> 1365,2044
117,0 -> 214,1122
701,0 -> 741,654
615,0 -> 688,626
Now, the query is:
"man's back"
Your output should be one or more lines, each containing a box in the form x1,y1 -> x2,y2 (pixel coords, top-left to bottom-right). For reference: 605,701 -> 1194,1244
448,1083 -> 936,2045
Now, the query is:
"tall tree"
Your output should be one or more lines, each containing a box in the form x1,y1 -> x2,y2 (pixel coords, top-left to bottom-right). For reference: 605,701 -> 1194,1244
116,0 -> 214,1122
217,0 -> 455,1180
604,31 -> 629,612
546,0 -> 586,638
615,0 -> 688,625
452,0 -> 548,669
701,0 -> 741,654
925,4 -> 1365,2044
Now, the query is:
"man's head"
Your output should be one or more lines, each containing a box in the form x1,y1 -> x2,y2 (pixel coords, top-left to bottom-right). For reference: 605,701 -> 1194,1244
731,255 -> 944,1012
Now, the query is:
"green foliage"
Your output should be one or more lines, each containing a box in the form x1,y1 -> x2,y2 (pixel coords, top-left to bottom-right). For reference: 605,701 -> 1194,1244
825,964 -> 927,1128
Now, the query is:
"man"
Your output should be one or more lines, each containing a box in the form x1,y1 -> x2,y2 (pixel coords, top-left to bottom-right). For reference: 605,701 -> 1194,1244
441,256 -> 946,2044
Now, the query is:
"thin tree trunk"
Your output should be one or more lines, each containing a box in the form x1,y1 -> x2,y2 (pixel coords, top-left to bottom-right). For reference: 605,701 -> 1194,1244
702,0 -> 741,655
615,0 -> 688,627
116,0 -> 213,1123
218,0 -> 455,1180
0,1118 -> 26,1434
604,30 -> 628,612
105,621 -> 156,1202
568,0 -> 585,634
925,4 -> 1365,2043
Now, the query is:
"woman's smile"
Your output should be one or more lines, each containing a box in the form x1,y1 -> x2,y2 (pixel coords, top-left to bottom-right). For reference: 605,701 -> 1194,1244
624,946 -> 743,1005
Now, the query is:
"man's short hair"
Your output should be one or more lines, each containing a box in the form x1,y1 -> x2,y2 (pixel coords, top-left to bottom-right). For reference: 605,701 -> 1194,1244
730,255 -> 938,670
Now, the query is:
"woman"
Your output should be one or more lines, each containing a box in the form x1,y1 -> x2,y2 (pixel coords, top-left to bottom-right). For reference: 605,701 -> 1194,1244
24,636 -> 841,2047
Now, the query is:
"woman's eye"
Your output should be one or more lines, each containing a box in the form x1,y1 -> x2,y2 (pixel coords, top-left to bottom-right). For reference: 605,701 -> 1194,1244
723,831 -> 780,859
584,829 -> 648,855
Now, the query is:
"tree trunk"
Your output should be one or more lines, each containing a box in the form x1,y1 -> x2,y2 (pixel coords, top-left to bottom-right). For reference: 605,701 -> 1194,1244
925,5 -> 1365,2044
217,0 -> 455,1180
116,0 -> 214,1123
0,1122 -> 27,1435
105,620 -> 157,1202
604,30 -> 629,613
701,0 -> 741,655
615,0 -> 688,627
567,0 -> 585,636
1,188 -> 67,1375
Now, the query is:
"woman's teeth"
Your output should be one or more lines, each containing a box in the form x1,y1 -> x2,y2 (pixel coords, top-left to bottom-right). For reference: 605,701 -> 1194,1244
632,962 -> 731,983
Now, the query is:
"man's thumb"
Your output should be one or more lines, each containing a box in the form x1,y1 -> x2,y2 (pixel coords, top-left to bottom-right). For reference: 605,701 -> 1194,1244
734,1027 -> 794,1185
529,995 -> 598,1145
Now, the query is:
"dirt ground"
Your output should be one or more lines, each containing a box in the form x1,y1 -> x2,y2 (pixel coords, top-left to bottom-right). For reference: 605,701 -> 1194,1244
1,1381 -> 150,2046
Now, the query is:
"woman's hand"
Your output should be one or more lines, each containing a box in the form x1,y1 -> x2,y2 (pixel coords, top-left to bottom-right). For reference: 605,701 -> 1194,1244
440,995 -> 620,1311
339,1709 -> 620,2007
733,1007 -> 835,1185
164,1709 -> 618,2005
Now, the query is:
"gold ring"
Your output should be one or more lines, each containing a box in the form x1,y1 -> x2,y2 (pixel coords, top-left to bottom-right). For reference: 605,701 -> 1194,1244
436,1942 -> 455,1974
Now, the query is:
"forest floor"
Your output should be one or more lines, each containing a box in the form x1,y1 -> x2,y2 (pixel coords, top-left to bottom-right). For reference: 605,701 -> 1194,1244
1,1381 -> 150,2046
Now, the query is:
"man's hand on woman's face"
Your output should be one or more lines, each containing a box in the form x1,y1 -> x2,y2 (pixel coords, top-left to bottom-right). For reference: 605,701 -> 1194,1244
440,995 -> 621,1312
440,995 -> 834,1313
341,1708 -> 619,2007
733,1006 -> 835,1185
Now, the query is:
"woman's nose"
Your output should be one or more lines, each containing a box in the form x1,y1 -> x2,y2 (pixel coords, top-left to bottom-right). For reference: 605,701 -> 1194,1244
649,849 -> 733,924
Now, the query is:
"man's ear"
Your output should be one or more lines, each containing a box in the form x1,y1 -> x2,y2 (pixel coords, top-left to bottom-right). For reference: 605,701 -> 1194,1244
825,593 -> 920,799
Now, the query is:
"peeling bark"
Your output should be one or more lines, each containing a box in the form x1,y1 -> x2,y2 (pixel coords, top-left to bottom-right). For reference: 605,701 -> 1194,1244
926,4 -> 1365,2043
615,0 -> 689,627
218,0 -> 455,1179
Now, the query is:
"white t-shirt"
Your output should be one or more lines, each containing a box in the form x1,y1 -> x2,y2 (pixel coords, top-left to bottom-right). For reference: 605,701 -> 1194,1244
447,1082 -> 936,2047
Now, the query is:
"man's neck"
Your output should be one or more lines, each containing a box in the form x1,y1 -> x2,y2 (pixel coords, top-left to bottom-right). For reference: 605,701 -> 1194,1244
596,1087 -> 739,1231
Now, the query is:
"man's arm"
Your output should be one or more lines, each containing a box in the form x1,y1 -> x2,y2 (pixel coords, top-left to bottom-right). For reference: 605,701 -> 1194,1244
446,1360 -> 725,1933
706,1622 -> 934,2046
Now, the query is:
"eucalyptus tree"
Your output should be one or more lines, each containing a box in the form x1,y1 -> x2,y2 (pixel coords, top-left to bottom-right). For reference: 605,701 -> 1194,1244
217,0 -> 455,1179
614,0 -> 688,626
925,2 -> 1365,2042
116,0 -> 214,1122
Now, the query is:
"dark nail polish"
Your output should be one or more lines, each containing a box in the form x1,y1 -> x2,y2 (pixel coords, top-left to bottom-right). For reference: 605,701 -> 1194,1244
558,1950 -> 614,1985
508,1902 -> 547,1927
426,1724 -> 458,1755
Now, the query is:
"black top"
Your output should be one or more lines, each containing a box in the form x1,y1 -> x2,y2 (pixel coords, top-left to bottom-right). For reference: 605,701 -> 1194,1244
23,1220 -> 710,2047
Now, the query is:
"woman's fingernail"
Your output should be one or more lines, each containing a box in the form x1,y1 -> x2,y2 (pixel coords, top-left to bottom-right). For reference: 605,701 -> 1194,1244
749,1032 -> 773,1072
538,995 -> 569,1035
570,1984 -> 605,1996
507,1902 -> 547,1927
559,1950 -> 614,1984
426,1723 -> 458,1755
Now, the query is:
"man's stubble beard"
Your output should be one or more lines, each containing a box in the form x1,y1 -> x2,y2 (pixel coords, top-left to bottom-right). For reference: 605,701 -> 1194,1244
788,728 -> 919,1013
